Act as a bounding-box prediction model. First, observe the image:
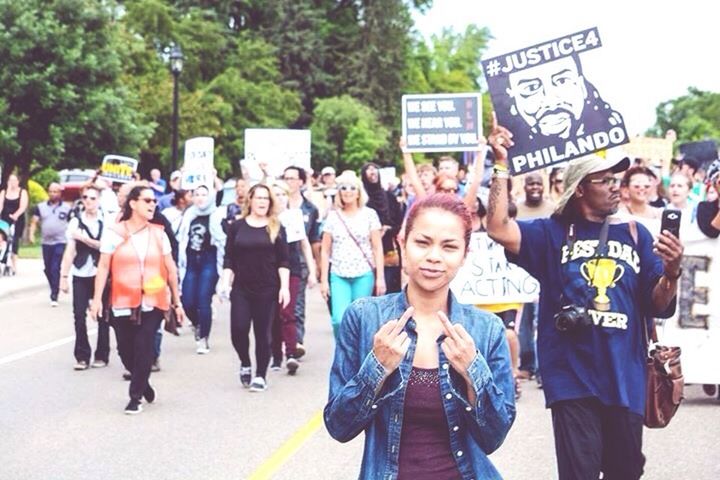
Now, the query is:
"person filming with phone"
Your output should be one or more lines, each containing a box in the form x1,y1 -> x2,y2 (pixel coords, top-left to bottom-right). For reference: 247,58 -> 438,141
485,117 -> 684,480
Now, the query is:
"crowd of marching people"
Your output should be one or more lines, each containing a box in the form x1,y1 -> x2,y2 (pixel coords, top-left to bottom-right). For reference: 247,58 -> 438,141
1,130 -> 719,476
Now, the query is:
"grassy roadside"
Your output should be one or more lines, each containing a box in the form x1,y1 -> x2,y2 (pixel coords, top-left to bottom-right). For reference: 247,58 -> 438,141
18,242 -> 42,259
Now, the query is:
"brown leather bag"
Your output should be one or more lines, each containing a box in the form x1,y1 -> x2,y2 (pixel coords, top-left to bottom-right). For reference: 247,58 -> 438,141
644,320 -> 684,428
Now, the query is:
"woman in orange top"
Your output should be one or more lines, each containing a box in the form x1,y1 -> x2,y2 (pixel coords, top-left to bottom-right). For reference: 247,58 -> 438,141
91,186 -> 184,415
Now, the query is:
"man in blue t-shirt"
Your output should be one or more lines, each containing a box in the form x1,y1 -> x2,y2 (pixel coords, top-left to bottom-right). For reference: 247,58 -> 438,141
484,121 -> 684,480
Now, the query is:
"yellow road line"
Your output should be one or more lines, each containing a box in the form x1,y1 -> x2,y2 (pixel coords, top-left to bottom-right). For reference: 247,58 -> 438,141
247,410 -> 324,480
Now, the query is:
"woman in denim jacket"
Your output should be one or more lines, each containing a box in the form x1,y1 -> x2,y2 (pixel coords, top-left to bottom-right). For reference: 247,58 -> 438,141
325,194 -> 516,480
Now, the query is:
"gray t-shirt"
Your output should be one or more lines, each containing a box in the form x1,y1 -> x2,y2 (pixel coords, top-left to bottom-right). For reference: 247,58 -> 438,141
33,201 -> 72,245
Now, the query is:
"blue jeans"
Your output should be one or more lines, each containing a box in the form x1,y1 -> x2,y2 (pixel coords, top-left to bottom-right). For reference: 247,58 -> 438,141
42,243 -> 65,301
294,264 -> 309,344
519,301 -> 538,375
181,250 -> 218,339
329,271 -> 374,338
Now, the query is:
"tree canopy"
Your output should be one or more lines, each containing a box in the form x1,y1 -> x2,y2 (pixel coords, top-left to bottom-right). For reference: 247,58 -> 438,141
649,87 -> 720,145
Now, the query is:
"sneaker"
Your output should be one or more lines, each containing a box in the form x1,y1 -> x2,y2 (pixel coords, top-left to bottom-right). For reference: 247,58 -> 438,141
295,343 -> 306,359
91,360 -> 108,368
73,360 -> 89,371
50,301 -> 59,308
151,359 -> 161,372
239,367 -> 252,388
196,338 -> 210,355
286,357 -> 299,376
144,385 -> 156,404
122,370 -> 132,381
124,399 -> 143,415
270,359 -> 282,372
249,377 -> 267,392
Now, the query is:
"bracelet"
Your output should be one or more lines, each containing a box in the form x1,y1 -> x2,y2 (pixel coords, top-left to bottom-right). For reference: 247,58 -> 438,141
664,268 -> 682,281
492,171 -> 510,180
493,163 -> 509,173
62,275 -> 69,278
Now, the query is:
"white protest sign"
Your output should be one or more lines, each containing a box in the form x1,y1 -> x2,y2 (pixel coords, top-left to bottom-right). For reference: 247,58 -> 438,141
182,137 -> 215,190
658,227 -> 719,384
280,209 -> 306,244
379,167 -> 396,190
99,155 -> 138,183
244,129 -> 311,178
450,232 -> 540,304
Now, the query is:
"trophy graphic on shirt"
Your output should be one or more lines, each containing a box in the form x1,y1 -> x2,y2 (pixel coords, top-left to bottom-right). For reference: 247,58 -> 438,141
580,258 -> 624,311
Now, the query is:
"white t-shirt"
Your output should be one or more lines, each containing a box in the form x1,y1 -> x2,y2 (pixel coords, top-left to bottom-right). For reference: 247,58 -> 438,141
66,213 -> 103,277
322,207 -> 380,278
100,225 -> 172,316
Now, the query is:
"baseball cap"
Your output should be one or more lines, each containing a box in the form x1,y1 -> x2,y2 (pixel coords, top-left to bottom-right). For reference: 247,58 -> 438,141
707,159 -> 720,184
554,152 -> 630,215
321,166 -> 336,176
170,170 -> 182,181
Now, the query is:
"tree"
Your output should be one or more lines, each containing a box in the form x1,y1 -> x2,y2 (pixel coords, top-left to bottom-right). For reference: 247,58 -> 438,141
310,95 -> 388,171
0,0 -> 152,185
649,87 -> 720,143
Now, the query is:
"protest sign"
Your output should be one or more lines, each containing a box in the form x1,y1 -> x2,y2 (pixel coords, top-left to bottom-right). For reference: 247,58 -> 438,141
481,27 -> 629,175
658,228 -> 719,384
402,93 -> 482,153
280,209 -> 306,244
624,136 -> 673,171
379,167 -> 396,190
182,137 -> 215,190
450,232 -> 540,304
99,155 -> 138,183
244,129 -> 311,178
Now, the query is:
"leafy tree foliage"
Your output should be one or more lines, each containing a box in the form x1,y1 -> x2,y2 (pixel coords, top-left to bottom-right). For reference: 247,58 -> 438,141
0,0 -> 152,185
650,87 -> 720,143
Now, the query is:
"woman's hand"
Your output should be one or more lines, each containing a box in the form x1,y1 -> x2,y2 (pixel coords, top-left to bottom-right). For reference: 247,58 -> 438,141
174,305 -> 185,326
373,307 -> 414,374
60,277 -> 70,294
374,276 -> 386,296
278,287 -> 290,309
307,269 -> 317,288
438,311 -> 478,379
89,298 -> 102,320
216,279 -> 230,302
320,281 -> 329,301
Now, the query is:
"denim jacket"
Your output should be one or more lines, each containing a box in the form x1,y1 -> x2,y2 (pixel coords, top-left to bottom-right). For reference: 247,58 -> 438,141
324,291 -> 516,480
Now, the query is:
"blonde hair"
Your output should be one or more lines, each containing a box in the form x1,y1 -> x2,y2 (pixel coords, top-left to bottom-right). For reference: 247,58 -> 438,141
333,170 -> 366,209
243,183 -> 281,243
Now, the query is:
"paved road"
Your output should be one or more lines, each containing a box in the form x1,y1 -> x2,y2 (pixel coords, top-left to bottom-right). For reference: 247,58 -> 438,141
1,286 -> 719,479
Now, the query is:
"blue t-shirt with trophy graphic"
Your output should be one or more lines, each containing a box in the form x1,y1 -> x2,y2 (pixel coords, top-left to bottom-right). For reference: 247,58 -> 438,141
506,216 -> 670,415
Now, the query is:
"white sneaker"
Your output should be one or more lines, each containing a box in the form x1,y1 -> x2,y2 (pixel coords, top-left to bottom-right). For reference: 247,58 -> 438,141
50,301 -> 59,307
196,338 -> 210,355
249,377 -> 267,392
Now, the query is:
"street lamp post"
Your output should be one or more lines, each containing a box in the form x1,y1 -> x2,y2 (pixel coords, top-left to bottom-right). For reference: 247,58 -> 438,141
169,44 -> 184,173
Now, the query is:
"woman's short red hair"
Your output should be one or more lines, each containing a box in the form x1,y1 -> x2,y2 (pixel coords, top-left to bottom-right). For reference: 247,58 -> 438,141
405,194 -> 472,251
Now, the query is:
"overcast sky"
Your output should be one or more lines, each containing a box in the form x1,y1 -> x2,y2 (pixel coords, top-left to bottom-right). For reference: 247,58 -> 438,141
413,0 -> 720,136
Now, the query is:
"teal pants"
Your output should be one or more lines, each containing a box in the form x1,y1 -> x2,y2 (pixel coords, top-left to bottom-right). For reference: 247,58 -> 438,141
330,271 -> 375,338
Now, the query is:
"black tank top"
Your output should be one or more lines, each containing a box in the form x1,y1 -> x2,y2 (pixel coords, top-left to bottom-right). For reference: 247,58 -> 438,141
1,190 -> 22,223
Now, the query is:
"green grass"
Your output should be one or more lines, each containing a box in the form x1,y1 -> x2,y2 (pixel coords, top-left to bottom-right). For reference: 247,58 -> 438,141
18,242 -> 42,259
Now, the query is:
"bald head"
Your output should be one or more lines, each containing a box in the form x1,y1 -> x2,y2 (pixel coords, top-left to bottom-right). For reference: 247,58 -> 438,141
47,182 -> 62,203
523,173 -> 544,206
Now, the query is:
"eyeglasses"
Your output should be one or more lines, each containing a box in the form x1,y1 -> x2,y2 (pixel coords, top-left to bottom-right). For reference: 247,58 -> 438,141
138,197 -> 157,204
82,195 -> 98,201
338,185 -> 358,192
439,187 -> 459,194
585,177 -> 621,187
629,184 -> 651,189
552,179 -> 564,184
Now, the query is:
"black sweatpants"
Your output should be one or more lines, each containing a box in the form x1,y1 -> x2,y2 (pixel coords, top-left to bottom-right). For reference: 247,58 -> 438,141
230,286 -> 277,379
551,397 -> 645,480
72,276 -> 110,363
114,309 -> 164,401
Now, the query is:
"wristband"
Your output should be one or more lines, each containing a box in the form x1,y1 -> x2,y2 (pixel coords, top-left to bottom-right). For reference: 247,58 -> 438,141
664,268 -> 682,281
493,163 -> 509,172
492,170 -> 510,180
